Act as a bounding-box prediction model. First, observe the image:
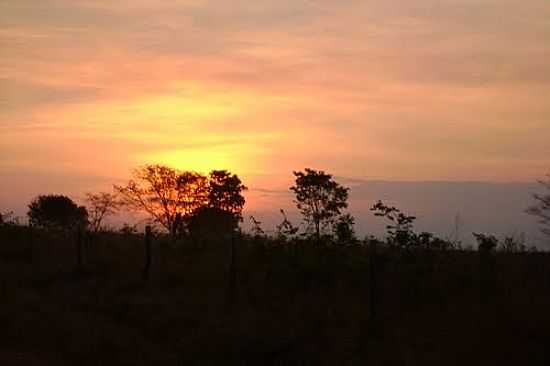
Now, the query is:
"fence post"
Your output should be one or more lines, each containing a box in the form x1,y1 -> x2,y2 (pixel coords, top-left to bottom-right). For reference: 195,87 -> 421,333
76,225 -> 83,270
143,226 -> 152,282
368,240 -> 378,324
27,225 -> 34,263
478,244 -> 496,310
227,230 -> 237,311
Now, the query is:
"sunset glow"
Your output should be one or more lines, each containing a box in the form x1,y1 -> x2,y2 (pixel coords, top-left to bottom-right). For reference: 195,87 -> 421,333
3,3 -> 550,361
1,0 -> 550,237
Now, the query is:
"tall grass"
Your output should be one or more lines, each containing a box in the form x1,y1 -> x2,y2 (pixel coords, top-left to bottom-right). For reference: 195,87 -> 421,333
1,225 -> 549,365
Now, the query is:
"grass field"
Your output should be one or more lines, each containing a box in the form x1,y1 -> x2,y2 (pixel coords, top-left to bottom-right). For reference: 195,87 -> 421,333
1,224 -> 549,365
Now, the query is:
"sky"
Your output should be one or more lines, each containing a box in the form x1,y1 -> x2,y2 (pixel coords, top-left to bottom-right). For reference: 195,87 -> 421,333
1,1 -> 549,242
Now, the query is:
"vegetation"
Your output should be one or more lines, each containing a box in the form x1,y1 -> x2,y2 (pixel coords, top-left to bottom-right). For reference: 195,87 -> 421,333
114,165 -> 209,236
114,165 -> 246,240
290,168 -> 350,240
0,211 -> 18,226
527,172 -> 550,236
27,194 -> 88,231
85,192 -> 121,233
1,165 -> 549,365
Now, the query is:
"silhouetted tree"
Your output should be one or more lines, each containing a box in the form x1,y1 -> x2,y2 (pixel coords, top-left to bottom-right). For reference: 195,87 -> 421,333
114,165 -> 208,237
119,222 -> 138,235
290,168 -> 350,239
0,211 -> 17,226
473,233 -> 498,251
27,195 -> 88,231
173,171 -> 210,236
186,171 -> 247,240
207,170 -> 247,218
499,234 -> 527,253
527,173 -> 550,236
276,209 -> 299,241
371,200 -> 416,247
85,192 -> 120,232
249,215 -> 266,238
417,231 -> 454,250
115,165 -> 247,239
187,207 -> 239,241
177,171 -> 211,215
333,213 -> 357,244
371,201 -> 454,249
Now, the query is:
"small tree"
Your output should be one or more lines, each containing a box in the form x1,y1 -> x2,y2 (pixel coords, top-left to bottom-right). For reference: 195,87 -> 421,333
27,195 -> 88,231
499,235 -> 527,253
187,171 -> 247,240
187,207 -> 239,241
177,171 -> 211,217
371,201 -> 454,249
207,170 -> 247,218
0,211 -> 19,226
249,216 -> 266,238
371,200 -> 416,247
276,209 -> 299,241
85,192 -> 120,232
115,165 -> 247,239
333,214 -> 357,244
290,168 -> 350,239
114,165 -> 208,237
473,233 -> 498,252
527,173 -> 550,237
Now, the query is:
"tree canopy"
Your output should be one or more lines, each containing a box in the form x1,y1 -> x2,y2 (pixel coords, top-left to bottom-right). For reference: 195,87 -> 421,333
114,165 -> 246,237
207,170 -> 247,218
290,168 -> 350,239
527,173 -> 550,236
27,195 -> 88,231
85,192 -> 120,233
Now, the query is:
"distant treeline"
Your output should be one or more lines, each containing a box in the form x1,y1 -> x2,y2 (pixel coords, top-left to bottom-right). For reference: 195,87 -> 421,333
2,165 -> 549,252
1,165 -> 550,364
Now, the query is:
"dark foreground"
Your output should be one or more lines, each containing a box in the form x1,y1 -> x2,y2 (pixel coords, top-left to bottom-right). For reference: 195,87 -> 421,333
1,225 -> 549,365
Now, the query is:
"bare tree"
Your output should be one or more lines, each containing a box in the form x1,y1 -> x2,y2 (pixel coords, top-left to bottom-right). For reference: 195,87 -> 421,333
527,173 -> 550,236
114,165 -> 208,236
85,192 -> 120,233
115,165 -> 247,239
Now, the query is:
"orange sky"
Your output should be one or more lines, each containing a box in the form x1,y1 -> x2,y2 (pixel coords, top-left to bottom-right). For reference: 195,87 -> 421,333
1,0 -> 550,216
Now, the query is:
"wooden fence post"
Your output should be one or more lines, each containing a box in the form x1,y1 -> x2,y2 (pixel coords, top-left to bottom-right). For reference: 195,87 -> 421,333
227,230 -> 237,311
76,225 -> 83,270
368,240 -> 378,324
27,226 -> 34,263
478,245 -> 496,309
143,226 -> 152,282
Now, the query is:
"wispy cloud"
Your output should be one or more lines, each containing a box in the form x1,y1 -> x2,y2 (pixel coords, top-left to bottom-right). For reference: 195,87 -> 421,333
1,0 -> 549,196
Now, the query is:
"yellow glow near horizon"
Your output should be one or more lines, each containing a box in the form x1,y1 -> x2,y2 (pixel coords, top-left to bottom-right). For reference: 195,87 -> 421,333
145,148 -> 246,174
48,82 -> 284,177
133,83 -> 252,119
123,84 -> 283,175
2,0 -> 549,194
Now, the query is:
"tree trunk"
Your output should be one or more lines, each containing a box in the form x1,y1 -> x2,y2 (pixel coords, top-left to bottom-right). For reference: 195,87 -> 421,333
227,231 -> 237,312
27,226 -> 34,264
368,240 -> 378,323
315,220 -> 320,242
143,226 -> 152,281
76,225 -> 83,270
